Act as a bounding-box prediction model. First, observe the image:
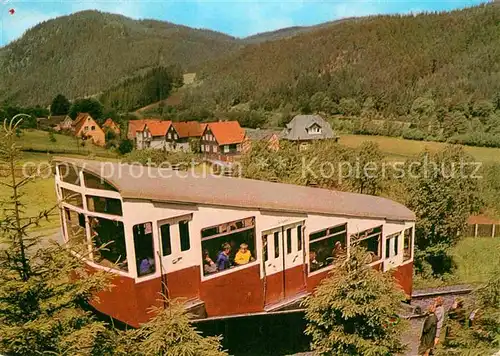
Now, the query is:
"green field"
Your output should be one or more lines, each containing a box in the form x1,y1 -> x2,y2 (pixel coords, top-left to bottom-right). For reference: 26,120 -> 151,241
16,129 -> 114,157
414,236 -> 500,289
339,134 -> 500,163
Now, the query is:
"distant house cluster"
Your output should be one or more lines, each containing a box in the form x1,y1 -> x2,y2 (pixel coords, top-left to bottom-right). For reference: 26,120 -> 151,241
243,114 -> 337,152
127,114 -> 337,159
129,119 -> 247,161
37,113 -> 120,147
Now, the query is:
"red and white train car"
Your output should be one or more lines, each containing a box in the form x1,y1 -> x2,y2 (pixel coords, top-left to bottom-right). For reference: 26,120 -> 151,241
54,158 -> 416,327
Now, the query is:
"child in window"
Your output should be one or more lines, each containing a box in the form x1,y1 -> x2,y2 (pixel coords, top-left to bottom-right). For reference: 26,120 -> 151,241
216,243 -> 231,271
234,243 -> 254,265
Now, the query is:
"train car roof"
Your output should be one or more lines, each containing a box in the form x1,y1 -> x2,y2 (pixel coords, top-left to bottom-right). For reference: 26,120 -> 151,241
54,157 -> 416,221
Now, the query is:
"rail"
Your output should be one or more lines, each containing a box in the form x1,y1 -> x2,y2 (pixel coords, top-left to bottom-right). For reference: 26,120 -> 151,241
405,284 -> 474,319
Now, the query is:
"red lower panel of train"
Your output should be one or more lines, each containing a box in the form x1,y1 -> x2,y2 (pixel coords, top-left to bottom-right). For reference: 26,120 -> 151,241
89,262 -> 413,327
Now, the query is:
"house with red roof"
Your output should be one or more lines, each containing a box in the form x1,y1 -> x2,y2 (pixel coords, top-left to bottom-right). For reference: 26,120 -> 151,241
136,120 -> 172,150
127,118 -> 161,140
200,121 -> 246,161
72,113 -> 105,147
166,121 -> 207,152
103,118 -> 121,136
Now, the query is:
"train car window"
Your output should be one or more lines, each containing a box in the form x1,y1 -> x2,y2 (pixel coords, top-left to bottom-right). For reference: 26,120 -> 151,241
89,216 -> 128,272
63,207 -> 87,255
297,225 -> 302,251
385,232 -> 400,259
263,234 -> 268,262
286,228 -> 292,255
58,164 -> 80,185
179,221 -> 190,252
61,187 -> 83,208
133,222 -> 156,277
86,195 -> 122,216
274,231 -> 280,258
201,217 -> 256,276
83,172 -> 118,191
351,226 -> 383,263
403,227 -> 413,261
309,223 -> 347,273
160,224 -> 172,256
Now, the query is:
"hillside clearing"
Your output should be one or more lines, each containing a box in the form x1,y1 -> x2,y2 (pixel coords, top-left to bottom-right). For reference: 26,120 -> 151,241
339,134 -> 500,163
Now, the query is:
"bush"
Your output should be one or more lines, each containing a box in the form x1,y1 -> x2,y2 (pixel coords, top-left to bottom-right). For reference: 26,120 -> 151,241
118,139 -> 134,155
448,132 -> 500,148
402,128 -> 427,141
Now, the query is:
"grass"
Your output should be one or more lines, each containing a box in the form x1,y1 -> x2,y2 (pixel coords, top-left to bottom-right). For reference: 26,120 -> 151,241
339,134 -> 500,163
413,237 -> 500,289
16,129 -> 115,157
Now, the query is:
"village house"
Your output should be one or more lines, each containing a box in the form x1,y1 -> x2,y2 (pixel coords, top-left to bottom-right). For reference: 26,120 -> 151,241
133,120 -> 208,152
103,118 -> 121,136
166,121 -> 207,152
282,114 -> 338,150
242,128 -> 282,153
38,115 -> 73,132
127,118 -> 161,147
135,120 -> 172,150
200,121 -> 246,161
73,113 -> 106,147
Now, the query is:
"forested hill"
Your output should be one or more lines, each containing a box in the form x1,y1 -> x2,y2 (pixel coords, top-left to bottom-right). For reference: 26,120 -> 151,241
0,10 -> 240,105
193,3 -> 500,116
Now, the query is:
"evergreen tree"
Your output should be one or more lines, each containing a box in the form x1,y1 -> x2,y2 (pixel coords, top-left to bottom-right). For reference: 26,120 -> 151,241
120,297 -> 227,356
302,247 -> 407,355
0,115 -> 112,355
51,94 -> 71,115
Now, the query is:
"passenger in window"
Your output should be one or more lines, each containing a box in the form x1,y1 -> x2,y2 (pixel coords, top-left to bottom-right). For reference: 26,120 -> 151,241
216,243 -> 231,271
332,241 -> 345,260
139,256 -> 154,276
203,250 -> 217,275
309,250 -> 321,272
234,243 -> 254,266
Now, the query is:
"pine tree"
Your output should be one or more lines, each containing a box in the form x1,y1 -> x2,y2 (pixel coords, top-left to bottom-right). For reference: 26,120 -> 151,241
119,297 -> 227,356
0,115 -> 112,355
302,247 -> 408,355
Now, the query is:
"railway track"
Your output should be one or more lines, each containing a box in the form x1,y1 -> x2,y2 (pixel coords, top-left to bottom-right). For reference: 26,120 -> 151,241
404,284 -> 474,319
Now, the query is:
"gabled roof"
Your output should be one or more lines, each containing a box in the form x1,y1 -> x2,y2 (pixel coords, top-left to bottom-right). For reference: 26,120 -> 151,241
103,118 -> 117,128
245,128 -> 283,141
73,113 -> 93,133
38,115 -> 72,128
171,121 -> 205,138
144,120 -> 172,137
127,119 -> 161,139
205,121 -> 246,145
54,157 -> 416,222
282,114 -> 336,141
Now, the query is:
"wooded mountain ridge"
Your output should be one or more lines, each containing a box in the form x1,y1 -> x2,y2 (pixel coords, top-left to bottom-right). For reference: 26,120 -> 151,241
1,3 -> 500,116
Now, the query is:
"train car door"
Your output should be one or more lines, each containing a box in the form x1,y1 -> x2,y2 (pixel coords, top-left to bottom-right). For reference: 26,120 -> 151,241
263,222 -> 306,307
283,223 -> 306,298
262,228 -> 284,306
157,213 -> 199,300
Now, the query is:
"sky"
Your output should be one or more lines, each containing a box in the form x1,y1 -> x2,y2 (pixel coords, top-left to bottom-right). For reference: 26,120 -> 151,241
0,0 -> 490,46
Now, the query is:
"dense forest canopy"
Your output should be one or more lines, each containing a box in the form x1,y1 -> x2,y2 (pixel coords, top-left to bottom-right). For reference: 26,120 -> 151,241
1,4 -> 500,132
0,10 -> 239,105
193,3 -> 500,116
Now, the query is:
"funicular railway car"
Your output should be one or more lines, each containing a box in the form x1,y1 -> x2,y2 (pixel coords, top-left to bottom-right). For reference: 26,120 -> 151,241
54,157 -> 416,327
